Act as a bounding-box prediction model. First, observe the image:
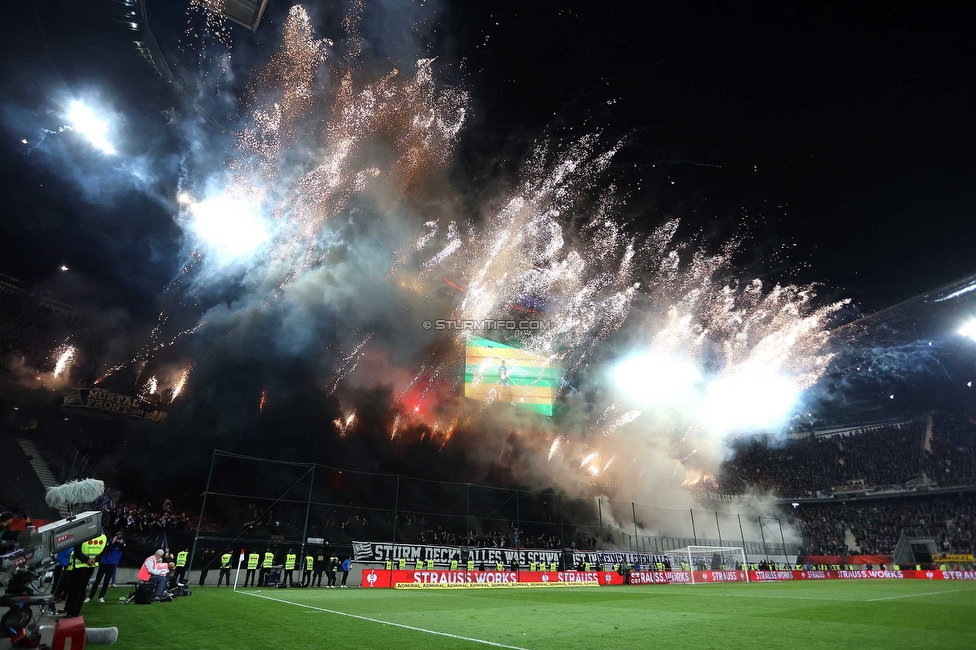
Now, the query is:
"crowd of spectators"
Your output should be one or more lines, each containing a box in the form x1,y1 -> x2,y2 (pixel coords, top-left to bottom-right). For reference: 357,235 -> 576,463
100,496 -> 192,533
921,416 -> 976,485
790,494 -> 976,556
721,422 -> 954,497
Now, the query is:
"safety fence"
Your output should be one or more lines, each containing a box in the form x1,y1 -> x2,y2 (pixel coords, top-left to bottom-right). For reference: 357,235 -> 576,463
188,449 -> 801,571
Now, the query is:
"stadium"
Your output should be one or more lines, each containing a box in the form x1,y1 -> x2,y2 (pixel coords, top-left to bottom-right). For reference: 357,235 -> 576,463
1,1 -> 975,648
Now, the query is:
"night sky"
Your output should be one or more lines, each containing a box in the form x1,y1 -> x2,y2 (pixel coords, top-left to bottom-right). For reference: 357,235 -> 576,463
1,1 -> 973,309
1,1 -> 975,497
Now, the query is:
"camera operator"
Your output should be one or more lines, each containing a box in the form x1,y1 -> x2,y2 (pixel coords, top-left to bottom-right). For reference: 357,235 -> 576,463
86,533 -> 124,603
64,533 -> 108,618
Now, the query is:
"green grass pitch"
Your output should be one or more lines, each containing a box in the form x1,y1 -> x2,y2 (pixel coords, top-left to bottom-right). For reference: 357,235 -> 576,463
79,581 -> 976,649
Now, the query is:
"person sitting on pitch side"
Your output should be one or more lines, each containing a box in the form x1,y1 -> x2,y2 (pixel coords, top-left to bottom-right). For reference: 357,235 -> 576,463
137,550 -> 170,599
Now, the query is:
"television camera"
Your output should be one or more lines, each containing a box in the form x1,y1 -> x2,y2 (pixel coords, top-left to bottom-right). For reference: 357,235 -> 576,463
1,511 -> 103,647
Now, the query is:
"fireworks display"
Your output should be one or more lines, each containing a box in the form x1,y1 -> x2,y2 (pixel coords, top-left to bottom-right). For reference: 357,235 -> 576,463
5,1 -> 863,530
52,344 -> 76,378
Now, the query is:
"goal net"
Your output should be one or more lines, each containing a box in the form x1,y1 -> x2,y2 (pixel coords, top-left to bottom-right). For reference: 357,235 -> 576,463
665,546 -> 748,584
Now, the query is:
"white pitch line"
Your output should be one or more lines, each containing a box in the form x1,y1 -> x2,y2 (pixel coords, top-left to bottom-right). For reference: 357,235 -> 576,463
866,588 -> 976,602
237,590 -> 529,650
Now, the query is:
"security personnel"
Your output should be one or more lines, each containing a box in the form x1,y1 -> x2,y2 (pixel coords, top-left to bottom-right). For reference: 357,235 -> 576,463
529,561 -> 537,572
466,559 -> 475,572
657,561 -> 666,572
260,550 -> 275,586
495,561 -> 504,571
549,562 -> 557,572
583,561 -> 591,571
304,554 -> 316,585
328,555 -> 339,588
795,564 -> 803,571
425,558 -> 434,570
246,551 -> 260,586
313,549 -> 326,587
174,548 -> 189,584
65,533 -> 106,617
450,558 -> 458,570
939,563 -> 947,571
283,550 -> 297,586
218,551 -> 233,586
415,558 -> 423,570
680,561 -> 689,571
385,559 -> 393,571
398,558 -> 407,570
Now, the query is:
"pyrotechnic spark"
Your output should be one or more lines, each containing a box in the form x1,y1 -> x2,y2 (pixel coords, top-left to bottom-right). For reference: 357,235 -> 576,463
52,344 -> 76,378
580,451 -> 598,469
390,413 -> 401,440
602,456 -> 616,473
171,366 -> 192,402
326,333 -> 373,395
259,389 -> 268,414
66,101 -> 114,154
146,376 -> 158,395
601,409 -> 642,436
547,436 -> 565,462
587,466 -> 600,476
96,322 -> 207,384
333,411 -> 356,437
60,265 -> 69,272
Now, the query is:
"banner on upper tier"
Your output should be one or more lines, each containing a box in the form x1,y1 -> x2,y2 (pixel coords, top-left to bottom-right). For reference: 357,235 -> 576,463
351,541 -> 562,566
933,554 -> 974,563
60,387 -> 167,422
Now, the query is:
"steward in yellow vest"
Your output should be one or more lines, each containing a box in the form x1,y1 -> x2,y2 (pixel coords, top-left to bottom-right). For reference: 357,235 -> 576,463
282,552 -> 296,586
398,558 -> 406,570
259,551 -> 275,586
218,552 -> 233,587
385,560 -> 393,570
495,561 -> 504,571
529,562 -> 537,572
450,559 -> 458,570
415,559 -> 424,570
550,562 -> 557,571
65,534 -> 106,616
425,559 -> 434,570
246,553 -> 260,587
304,555 -> 315,584
466,560 -> 475,571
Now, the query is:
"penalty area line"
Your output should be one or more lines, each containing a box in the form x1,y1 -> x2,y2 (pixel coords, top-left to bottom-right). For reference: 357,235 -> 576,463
237,590 -> 530,650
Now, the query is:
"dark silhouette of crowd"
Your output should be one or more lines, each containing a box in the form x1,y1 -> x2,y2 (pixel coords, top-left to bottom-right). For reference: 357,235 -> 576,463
100,496 -> 192,533
720,424 -> 926,497
790,494 -> 976,555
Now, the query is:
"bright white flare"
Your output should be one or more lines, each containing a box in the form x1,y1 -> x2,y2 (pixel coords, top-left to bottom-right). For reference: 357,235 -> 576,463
960,320 -> 976,342
612,352 -> 702,407
53,345 -> 76,378
67,101 -> 115,154
699,367 -> 800,433
188,194 -> 270,264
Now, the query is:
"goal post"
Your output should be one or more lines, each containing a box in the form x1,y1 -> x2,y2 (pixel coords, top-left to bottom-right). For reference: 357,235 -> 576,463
666,546 -> 748,584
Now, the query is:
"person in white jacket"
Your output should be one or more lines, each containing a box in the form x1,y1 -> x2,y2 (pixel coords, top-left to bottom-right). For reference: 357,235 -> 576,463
138,549 -> 169,598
